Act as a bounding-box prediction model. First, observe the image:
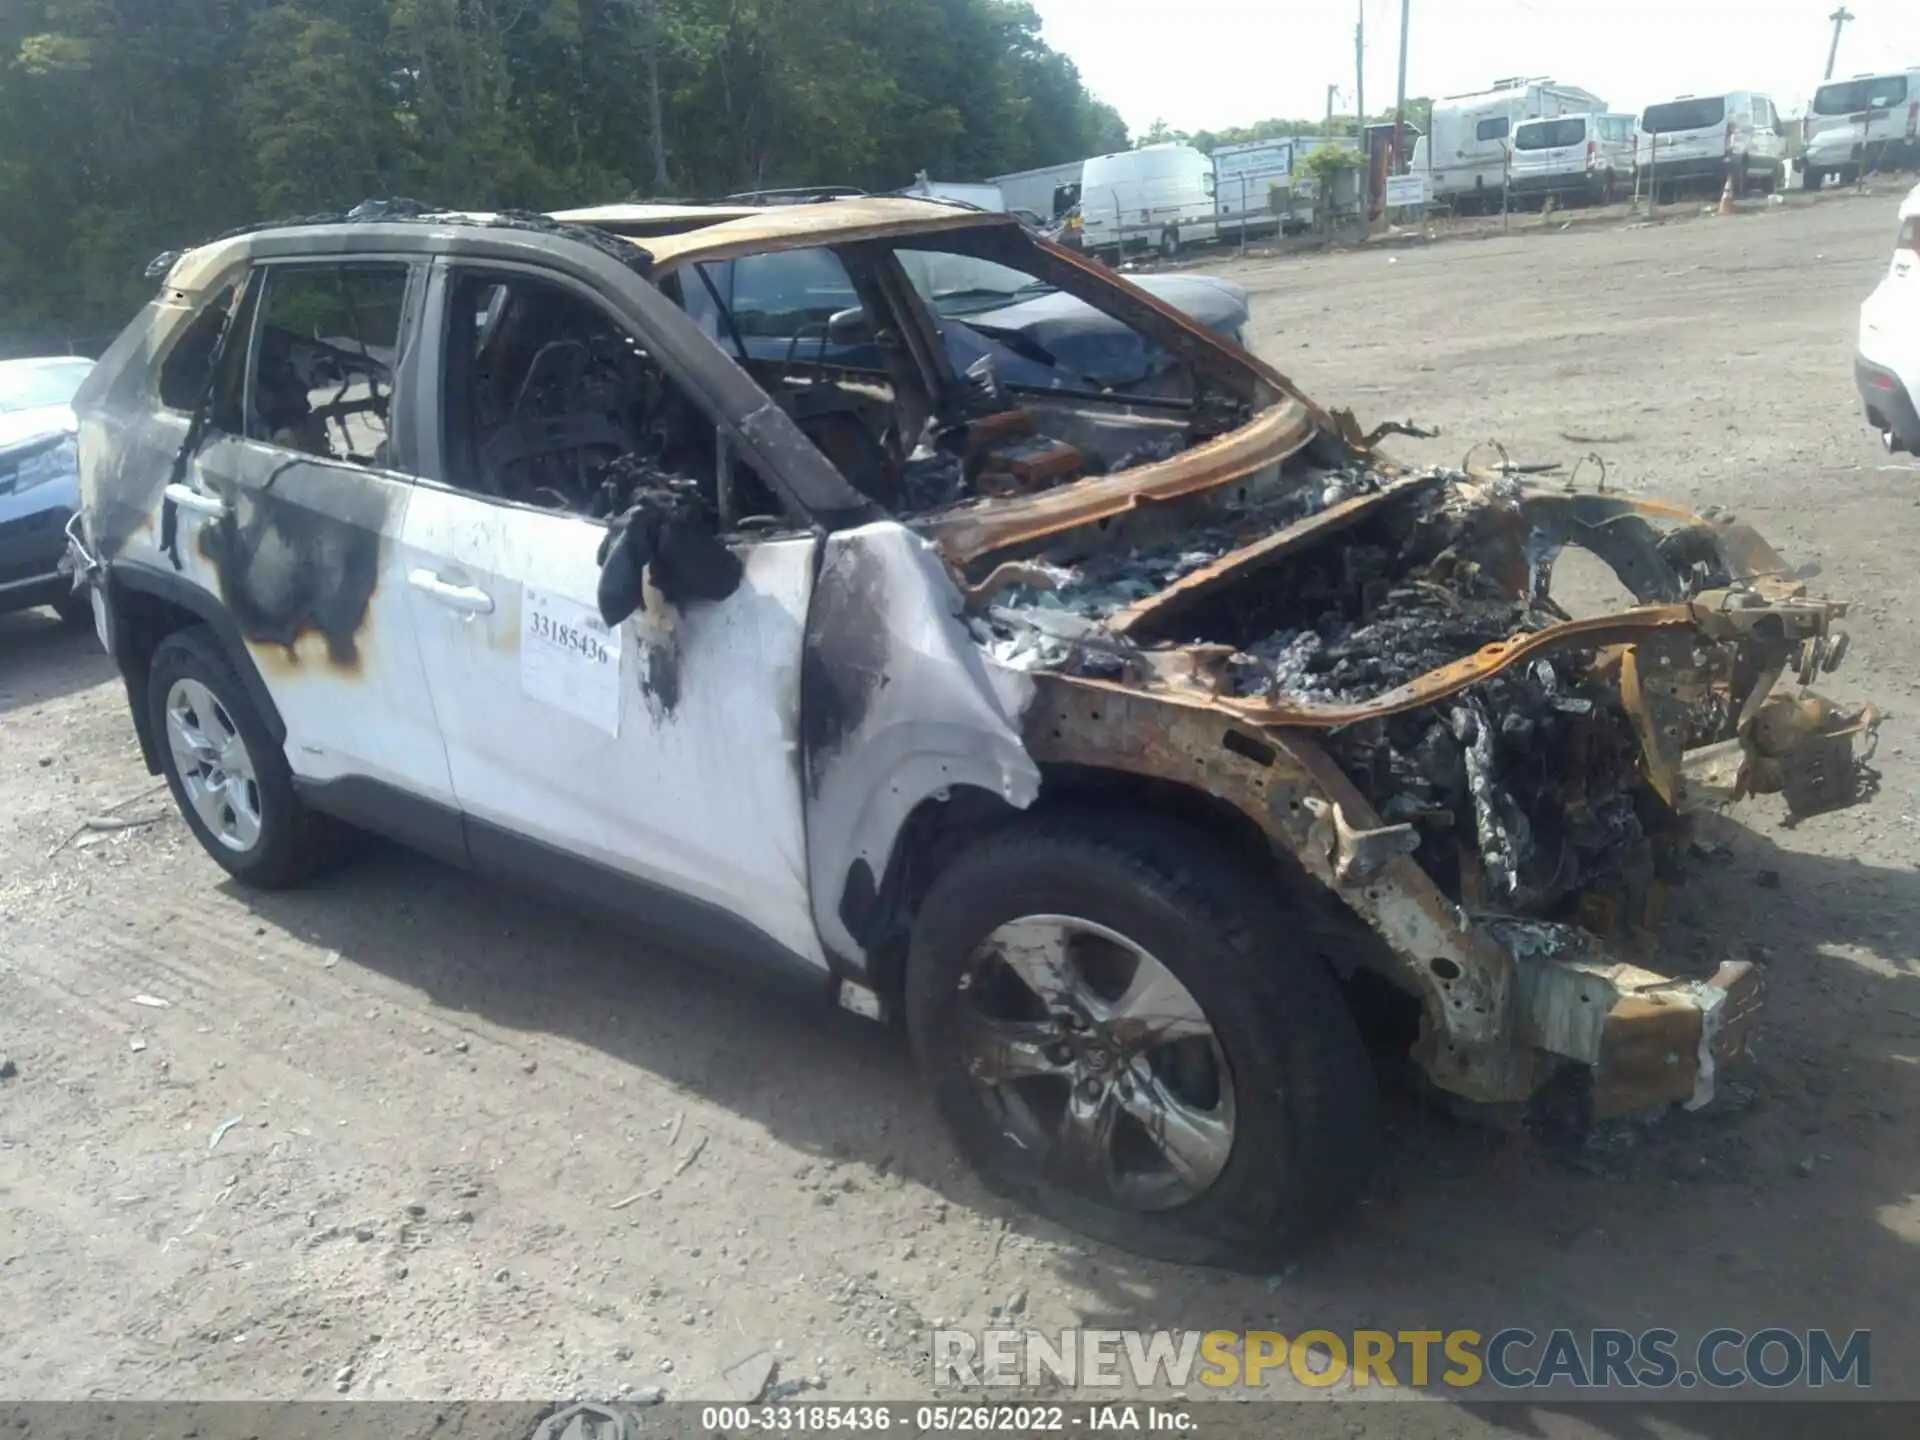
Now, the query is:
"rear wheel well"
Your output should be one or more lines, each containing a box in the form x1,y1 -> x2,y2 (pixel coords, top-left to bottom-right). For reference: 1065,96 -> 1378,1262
108,576 -> 283,774
112,588 -> 203,773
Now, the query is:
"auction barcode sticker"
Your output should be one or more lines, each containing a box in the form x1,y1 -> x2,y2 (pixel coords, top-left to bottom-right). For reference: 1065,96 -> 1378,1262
520,585 -> 622,736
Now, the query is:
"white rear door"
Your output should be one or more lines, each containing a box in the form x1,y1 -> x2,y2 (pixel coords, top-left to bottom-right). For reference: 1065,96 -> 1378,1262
163,259 -> 456,811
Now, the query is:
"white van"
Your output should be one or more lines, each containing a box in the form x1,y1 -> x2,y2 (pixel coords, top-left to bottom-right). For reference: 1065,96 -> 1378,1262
1507,113 -> 1638,205
1419,79 -> 1606,211
1637,92 -> 1789,196
1803,70 -> 1920,189
1080,144 -> 1219,259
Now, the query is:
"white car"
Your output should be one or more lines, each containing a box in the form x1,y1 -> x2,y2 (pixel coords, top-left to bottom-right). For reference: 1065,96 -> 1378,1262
1857,182 -> 1920,453
68,197 -> 1878,1263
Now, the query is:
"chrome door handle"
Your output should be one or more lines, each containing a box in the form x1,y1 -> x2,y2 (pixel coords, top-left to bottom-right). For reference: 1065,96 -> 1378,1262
163,483 -> 228,519
408,568 -> 495,614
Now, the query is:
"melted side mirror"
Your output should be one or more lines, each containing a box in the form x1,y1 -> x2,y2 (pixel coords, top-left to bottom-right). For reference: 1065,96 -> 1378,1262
596,506 -> 746,629
596,519 -> 654,628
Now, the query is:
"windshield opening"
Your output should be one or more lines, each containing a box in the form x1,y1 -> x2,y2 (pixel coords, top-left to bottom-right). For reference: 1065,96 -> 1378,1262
1515,118 -> 1588,150
1813,76 -> 1909,114
1641,97 -> 1727,133
0,358 -> 93,414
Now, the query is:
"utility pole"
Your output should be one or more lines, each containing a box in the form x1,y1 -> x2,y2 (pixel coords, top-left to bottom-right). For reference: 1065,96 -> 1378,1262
1825,6 -> 1855,81
1355,0 -> 1368,221
1393,0 -> 1412,173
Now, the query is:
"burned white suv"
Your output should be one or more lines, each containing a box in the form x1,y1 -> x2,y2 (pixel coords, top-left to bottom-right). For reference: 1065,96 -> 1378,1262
68,197 -> 1877,1263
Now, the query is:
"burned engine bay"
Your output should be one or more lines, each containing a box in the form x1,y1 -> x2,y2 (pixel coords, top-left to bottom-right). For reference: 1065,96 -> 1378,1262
963,456 -> 1881,945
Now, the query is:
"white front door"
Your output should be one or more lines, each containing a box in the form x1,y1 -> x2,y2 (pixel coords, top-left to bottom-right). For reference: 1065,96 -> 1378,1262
401,486 -> 825,966
402,261 -> 826,969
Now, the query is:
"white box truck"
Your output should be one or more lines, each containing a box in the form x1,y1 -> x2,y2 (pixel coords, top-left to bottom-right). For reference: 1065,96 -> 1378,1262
1213,138 -> 1293,241
987,159 -> 1087,223
901,173 -> 1007,212
1413,78 -> 1606,211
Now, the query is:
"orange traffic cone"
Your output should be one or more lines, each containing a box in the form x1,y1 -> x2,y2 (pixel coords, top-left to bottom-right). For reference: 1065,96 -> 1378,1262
1718,173 -> 1736,216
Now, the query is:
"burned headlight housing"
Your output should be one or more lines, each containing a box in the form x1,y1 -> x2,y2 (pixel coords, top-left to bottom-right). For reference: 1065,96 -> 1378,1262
0,432 -> 78,496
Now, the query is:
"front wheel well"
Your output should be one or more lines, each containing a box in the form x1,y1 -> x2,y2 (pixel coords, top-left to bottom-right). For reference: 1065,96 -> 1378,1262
856,762 -> 1396,1011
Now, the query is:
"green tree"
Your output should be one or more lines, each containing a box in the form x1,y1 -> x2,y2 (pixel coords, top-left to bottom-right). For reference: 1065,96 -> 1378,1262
0,0 -> 1133,350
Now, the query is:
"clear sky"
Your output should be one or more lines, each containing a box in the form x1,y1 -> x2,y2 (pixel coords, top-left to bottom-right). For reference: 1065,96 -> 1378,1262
1029,0 -> 1920,133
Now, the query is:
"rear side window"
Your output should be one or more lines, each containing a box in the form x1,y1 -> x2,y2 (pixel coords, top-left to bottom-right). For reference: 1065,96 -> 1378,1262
1815,75 -> 1909,114
1515,118 -> 1586,150
158,286 -> 237,412
1642,97 -> 1727,133
247,263 -> 408,468
1476,117 -> 1510,142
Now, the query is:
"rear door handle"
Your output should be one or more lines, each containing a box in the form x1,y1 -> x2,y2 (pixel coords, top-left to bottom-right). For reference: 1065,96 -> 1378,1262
163,483 -> 228,519
409,568 -> 495,614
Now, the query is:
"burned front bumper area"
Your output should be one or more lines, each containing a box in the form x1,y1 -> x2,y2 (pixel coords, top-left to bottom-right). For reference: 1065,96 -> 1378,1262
983,466 -> 1880,1115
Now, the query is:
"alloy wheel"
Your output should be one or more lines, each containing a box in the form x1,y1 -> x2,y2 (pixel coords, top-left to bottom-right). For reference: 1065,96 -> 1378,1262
165,677 -> 263,853
956,914 -> 1236,1211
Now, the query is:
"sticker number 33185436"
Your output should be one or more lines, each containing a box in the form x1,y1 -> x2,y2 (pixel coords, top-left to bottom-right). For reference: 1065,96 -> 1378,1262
520,586 -> 624,736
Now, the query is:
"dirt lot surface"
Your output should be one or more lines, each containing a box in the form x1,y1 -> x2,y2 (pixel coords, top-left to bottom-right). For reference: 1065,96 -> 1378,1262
4,189 -> 1919,1433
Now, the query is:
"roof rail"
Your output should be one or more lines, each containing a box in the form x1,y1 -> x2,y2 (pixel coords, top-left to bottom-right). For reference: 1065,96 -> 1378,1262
720,185 -> 868,205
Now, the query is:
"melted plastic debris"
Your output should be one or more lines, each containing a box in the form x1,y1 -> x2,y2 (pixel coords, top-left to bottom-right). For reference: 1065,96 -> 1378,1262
1226,587 -> 1554,703
976,465 -> 1400,671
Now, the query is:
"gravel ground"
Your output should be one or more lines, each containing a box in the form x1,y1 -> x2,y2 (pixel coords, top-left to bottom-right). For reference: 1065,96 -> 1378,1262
2,187 -> 1917,1434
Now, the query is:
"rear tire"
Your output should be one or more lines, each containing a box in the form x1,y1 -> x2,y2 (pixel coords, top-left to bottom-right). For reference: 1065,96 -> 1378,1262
1158,227 -> 1179,257
148,625 -> 355,888
906,808 -> 1376,1266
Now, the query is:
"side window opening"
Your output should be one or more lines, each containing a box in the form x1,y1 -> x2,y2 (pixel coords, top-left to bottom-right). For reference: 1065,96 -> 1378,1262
247,264 -> 407,467
1477,116 -> 1510,142
676,247 -> 906,507
438,269 -> 785,529
665,235 -> 1255,523
158,285 -> 238,413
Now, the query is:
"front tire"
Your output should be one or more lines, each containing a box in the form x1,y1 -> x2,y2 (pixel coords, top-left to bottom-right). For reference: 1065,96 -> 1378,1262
1803,164 -> 1825,191
906,809 -> 1376,1266
1158,227 -> 1179,257
149,625 -> 353,887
